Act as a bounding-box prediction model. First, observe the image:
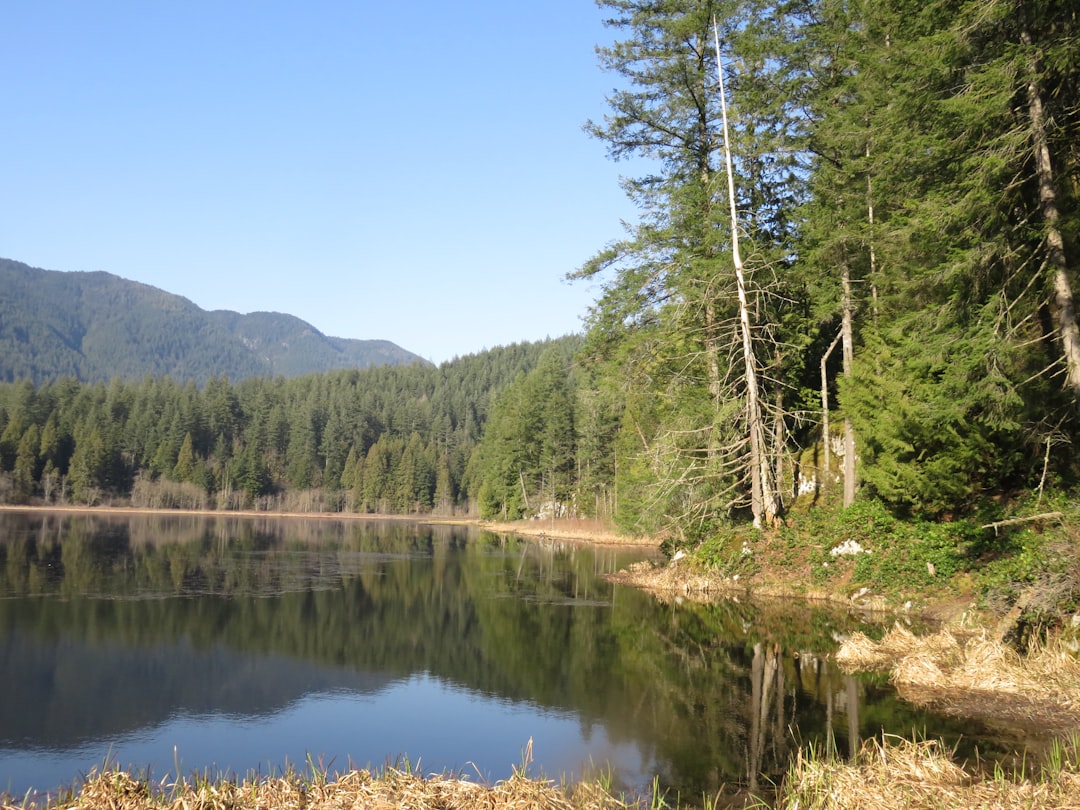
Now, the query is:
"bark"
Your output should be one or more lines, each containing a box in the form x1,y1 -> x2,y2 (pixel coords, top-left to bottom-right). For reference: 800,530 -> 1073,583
700,36 -> 724,413
1021,22 -> 1080,402
706,297 -> 722,407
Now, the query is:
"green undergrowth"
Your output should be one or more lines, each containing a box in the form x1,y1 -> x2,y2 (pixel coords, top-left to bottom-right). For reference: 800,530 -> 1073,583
686,494 -> 1080,626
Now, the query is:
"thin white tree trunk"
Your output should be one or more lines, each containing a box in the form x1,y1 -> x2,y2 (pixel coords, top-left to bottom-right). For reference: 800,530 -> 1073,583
820,329 -> 842,490
866,143 -> 879,321
1021,24 -> 1080,401
713,20 -> 778,527
841,255 -> 857,507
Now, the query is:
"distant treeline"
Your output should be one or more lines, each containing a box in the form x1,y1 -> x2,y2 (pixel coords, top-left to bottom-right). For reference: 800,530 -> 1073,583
0,336 -> 611,519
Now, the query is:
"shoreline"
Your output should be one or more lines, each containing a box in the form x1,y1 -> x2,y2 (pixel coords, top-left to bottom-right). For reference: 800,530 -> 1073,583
0,504 -> 658,547
0,503 -> 451,523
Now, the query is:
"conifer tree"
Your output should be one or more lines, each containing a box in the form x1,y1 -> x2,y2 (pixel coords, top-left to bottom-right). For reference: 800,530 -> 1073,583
13,424 -> 40,502
573,0 -> 799,534
801,0 -> 1079,512
172,432 -> 197,483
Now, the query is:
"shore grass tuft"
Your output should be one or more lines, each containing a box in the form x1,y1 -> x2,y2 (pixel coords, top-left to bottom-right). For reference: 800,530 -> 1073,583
835,623 -> 1080,732
777,735 -> 1080,810
1,763 -> 658,810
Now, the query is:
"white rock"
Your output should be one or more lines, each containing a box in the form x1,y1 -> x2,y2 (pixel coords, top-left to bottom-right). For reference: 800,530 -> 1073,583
830,539 -> 870,557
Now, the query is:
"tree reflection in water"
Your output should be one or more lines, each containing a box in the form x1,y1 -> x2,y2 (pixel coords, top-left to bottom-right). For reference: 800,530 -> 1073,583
0,511 -> 995,801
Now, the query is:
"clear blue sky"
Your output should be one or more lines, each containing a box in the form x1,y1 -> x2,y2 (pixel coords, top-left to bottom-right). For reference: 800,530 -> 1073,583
2,2 -> 640,365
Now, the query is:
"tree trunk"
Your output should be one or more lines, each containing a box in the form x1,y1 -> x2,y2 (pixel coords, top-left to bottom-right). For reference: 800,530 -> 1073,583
714,20 -> 779,527
866,142 -> 879,323
706,296 -> 722,407
841,250 -> 857,507
820,329 -> 842,491
773,383 -> 784,496
1020,22 -> 1080,403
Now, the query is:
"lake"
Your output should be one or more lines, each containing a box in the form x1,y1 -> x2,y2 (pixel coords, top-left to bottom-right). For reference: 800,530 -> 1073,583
0,511 -> 1004,802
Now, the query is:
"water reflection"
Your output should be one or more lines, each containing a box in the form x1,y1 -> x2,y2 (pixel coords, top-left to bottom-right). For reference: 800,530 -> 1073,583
0,511 -> 989,801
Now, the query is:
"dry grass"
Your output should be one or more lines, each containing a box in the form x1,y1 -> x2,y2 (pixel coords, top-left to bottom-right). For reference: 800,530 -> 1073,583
834,624 -> 966,672
2,766 -> 644,810
778,735 -> 1080,810
836,624 -> 1080,733
479,518 -> 655,547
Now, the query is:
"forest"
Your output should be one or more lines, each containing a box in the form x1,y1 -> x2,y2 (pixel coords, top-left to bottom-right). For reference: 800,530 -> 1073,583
0,339 -> 585,517
0,0 -> 1077,543
566,0 -> 1080,536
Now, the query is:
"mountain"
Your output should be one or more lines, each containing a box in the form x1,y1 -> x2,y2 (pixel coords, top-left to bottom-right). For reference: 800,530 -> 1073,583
0,258 -> 427,384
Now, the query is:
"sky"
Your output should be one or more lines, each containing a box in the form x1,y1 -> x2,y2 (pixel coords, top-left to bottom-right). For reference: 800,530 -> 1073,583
2,1 -> 642,365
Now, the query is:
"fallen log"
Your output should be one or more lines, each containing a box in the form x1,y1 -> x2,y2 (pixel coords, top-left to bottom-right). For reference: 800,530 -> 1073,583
981,512 -> 1064,534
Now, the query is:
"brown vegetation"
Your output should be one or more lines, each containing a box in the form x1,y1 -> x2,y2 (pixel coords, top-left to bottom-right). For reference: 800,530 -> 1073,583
21,732 -> 1080,810
836,623 -> 1080,735
477,518 -> 655,546
3,766 -> 637,810
778,736 -> 1080,810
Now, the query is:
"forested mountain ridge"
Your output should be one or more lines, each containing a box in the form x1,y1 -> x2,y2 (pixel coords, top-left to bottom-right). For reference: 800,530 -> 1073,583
0,258 -> 426,384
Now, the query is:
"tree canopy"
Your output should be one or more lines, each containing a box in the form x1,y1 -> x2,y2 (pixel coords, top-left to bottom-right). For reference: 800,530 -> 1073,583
571,0 -> 1079,533
0,0 -> 1077,535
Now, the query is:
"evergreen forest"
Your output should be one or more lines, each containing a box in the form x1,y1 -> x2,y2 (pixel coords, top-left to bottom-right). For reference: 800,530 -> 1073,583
1,0 -> 1078,542
0,339 -> 583,516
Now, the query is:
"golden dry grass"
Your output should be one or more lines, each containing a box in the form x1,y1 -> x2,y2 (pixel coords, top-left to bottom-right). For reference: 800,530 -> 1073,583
478,518 -> 653,547
835,624 -> 1080,733
602,558 -> 740,603
778,736 -> 1080,810
2,767 -> 641,810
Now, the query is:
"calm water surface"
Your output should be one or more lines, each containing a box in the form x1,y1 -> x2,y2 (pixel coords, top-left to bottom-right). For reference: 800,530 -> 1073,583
0,511 -> 1005,800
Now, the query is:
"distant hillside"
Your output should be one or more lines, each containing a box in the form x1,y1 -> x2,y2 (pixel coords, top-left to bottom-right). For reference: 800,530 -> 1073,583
0,258 -> 427,384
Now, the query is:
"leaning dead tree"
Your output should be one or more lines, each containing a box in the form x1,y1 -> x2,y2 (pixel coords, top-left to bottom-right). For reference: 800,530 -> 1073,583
713,19 -> 780,528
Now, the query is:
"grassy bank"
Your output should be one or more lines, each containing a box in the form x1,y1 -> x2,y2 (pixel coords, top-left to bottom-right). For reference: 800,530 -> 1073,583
2,763 -> 649,810
777,735 -> 1080,810
835,623 -> 1080,734
614,497 -> 1080,631
12,733 -> 1080,810
597,496 -> 1080,807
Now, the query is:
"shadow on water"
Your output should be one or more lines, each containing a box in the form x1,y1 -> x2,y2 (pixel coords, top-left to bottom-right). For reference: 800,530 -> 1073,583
0,511 -> 1026,803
